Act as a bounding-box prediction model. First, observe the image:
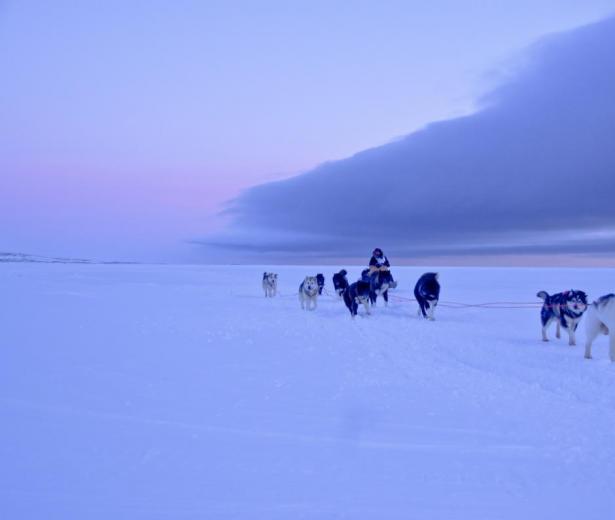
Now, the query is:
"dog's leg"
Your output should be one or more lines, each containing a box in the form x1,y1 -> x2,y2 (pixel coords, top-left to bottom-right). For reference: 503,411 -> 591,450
427,301 -> 435,321
541,317 -> 553,342
540,308 -> 552,341
584,307 -> 601,359
609,333 -> 615,362
313,297 -> 318,311
568,327 -> 576,346
584,323 -> 601,360
556,321 -> 561,339
383,290 -> 388,307
564,317 -> 576,346
420,301 -> 428,319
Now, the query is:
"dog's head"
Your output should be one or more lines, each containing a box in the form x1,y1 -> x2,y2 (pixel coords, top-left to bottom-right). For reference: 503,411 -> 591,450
303,276 -> 318,293
316,273 -> 325,286
357,280 -> 371,294
263,273 -> 278,287
333,271 -> 349,293
333,272 -> 348,290
422,273 -> 440,300
373,270 -> 393,288
353,281 -> 371,301
564,290 -> 588,314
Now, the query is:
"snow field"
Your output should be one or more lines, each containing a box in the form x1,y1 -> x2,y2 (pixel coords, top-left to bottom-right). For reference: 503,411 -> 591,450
1,264 -> 614,519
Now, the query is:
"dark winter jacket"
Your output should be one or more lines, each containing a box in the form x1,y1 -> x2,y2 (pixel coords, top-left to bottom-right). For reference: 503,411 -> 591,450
369,255 -> 390,269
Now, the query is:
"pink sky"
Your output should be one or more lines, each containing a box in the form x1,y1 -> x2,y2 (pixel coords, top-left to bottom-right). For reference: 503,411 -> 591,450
2,1 -> 614,262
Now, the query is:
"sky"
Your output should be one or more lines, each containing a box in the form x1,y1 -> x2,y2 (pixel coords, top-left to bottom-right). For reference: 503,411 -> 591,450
1,0 -> 615,262
220,13 -> 615,264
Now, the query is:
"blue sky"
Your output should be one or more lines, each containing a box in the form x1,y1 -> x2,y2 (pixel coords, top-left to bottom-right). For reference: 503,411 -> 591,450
1,1 -> 614,261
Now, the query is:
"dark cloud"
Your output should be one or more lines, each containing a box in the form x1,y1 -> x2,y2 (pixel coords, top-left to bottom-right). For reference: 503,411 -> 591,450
211,16 -> 615,258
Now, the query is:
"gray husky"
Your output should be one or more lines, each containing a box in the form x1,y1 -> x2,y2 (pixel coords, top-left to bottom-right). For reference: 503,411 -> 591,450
262,272 -> 278,297
299,276 -> 319,310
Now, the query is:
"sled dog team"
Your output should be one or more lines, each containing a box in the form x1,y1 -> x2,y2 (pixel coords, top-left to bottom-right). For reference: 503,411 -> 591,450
263,250 -> 615,361
265,249 -> 441,320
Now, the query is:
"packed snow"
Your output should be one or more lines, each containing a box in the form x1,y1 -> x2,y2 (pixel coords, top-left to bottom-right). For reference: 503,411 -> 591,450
2,263 -> 614,519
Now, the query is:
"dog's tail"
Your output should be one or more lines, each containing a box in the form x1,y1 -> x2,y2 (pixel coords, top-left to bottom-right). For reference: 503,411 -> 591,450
536,290 -> 549,301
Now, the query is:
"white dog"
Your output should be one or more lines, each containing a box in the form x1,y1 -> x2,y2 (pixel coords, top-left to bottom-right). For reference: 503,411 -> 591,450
262,272 -> 278,297
299,276 -> 319,310
584,293 -> 615,361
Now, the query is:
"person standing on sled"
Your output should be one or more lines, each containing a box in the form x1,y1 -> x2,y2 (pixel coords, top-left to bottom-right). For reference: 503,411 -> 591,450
369,248 -> 390,274
362,248 -> 397,287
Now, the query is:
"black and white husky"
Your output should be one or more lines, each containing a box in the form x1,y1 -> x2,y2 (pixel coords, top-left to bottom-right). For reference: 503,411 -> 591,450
262,272 -> 278,297
584,294 -> 615,361
365,270 -> 395,306
343,281 -> 371,318
332,269 -> 349,297
414,272 -> 440,320
537,289 -> 588,345
299,276 -> 319,310
316,273 -> 325,295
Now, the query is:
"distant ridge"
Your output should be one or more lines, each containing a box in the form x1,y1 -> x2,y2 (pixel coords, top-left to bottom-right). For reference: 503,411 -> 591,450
0,252 -> 137,264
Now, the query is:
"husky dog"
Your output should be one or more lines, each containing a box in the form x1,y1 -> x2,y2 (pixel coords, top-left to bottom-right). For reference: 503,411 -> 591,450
316,273 -> 325,295
368,270 -> 395,306
414,272 -> 440,320
343,281 -> 371,318
299,276 -> 319,310
262,272 -> 278,297
584,294 -> 615,361
537,289 -> 588,345
332,269 -> 349,297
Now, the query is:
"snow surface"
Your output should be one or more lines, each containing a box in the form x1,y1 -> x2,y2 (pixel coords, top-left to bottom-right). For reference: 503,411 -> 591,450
2,264 -> 615,519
